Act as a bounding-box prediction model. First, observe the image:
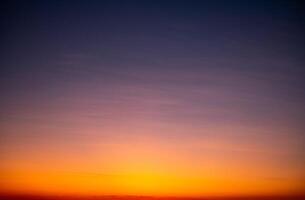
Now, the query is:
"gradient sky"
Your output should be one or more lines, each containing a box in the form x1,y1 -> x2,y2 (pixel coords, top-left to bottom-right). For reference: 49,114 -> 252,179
1,0 -> 305,197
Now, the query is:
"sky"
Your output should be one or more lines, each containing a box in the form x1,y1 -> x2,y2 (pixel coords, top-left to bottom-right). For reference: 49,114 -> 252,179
0,0 -> 305,197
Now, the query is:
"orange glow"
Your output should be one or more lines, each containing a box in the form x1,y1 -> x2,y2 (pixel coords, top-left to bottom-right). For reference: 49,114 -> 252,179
1,133 -> 305,197
1,168 -> 305,197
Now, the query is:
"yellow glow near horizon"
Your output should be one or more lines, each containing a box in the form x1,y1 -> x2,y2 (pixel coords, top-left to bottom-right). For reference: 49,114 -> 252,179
1,135 -> 305,197
1,169 -> 304,197
1,120 -> 305,197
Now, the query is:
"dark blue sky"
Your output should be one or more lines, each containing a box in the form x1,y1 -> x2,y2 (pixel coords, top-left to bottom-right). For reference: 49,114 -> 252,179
1,0 -> 304,124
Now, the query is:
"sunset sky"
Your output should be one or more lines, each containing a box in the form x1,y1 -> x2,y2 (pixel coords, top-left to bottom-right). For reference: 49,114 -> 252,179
1,0 -> 305,197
